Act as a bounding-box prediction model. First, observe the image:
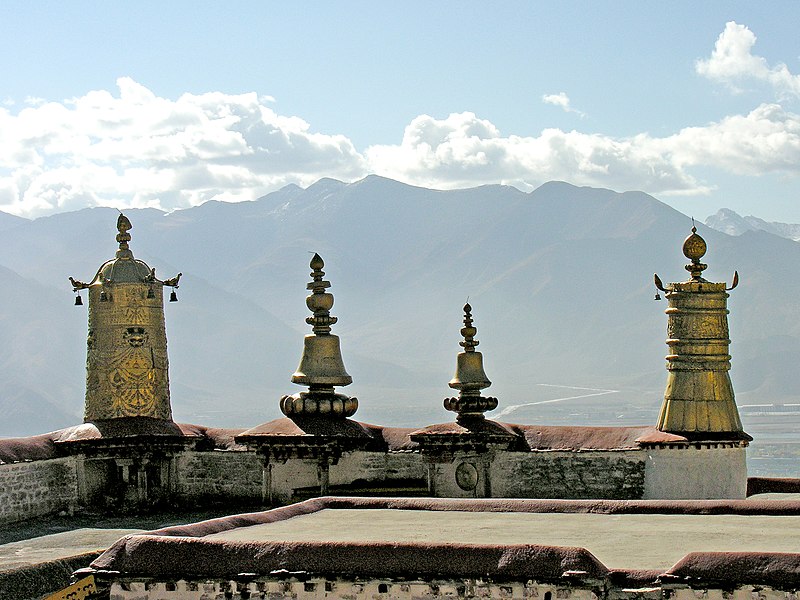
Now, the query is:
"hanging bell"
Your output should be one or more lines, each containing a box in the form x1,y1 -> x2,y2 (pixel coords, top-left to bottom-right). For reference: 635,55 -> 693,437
74,294 -> 83,306
169,290 -> 178,302
147,288 -> 155,299
654,291 -> 661,301
99,290 -> 108,302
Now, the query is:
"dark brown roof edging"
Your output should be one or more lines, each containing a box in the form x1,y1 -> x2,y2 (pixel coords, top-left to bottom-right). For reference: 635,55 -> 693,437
747,477 -> 800,497
665,552 -> 800,588
91,537 -> 609,581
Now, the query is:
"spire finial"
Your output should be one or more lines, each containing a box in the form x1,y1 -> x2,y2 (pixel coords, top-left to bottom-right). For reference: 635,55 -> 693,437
682,221 -> 708,281
445,303 -> 497,420
282,253 -> 356,418
116,213 -> 133,259
460,303 -> 479,352
305,253 -> 337,335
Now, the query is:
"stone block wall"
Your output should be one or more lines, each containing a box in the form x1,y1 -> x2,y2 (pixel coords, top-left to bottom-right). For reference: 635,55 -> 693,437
174,450 -> 262,504
0,457 -> 79,524
328,451 -> 426,488
427,450 -> 647,499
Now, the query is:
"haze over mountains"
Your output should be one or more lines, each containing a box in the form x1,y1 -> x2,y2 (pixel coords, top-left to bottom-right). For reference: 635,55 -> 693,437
1,176 -> 800,447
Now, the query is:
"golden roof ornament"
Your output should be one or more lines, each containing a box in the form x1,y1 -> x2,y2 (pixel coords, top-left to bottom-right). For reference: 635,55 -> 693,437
69,214 -> 182,425
280,253 -> 357,418
444,303 -> 498,421
682,223 -> 708,281
653,223 -> 747,440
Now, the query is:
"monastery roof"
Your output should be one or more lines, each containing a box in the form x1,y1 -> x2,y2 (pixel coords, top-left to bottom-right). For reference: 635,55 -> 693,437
88,496 -> 800,586
1,419 -> 735,464
236,417 -> 418,451
0,421 -> 247,463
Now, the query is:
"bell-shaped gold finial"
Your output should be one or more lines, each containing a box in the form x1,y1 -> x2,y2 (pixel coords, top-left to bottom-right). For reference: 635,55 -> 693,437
444,303 -> 497,420
281,254 -> 357,418
652,225 -> 748,440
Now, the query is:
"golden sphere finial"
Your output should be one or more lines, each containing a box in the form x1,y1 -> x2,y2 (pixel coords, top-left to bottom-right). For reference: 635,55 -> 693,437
682,226 -> 707,262
682,222 -> 709,281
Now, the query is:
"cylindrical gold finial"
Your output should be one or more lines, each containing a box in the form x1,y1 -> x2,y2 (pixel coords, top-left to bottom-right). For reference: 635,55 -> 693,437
69,215 -> 182,426
444,304 -> 497,421
281,254 -> 357,418
653,226 -> 747,440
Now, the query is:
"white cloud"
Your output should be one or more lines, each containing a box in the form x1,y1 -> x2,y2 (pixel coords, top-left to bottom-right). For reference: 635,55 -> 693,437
0,78 -> 368,217
696,21 -> 800,99
542,92 -> 586,118
2,74 -> 800,218
365,107 -> 800,194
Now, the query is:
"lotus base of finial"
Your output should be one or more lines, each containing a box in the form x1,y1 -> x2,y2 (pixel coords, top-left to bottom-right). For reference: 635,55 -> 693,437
280,391 -> 358,418
444,395 -> 498,418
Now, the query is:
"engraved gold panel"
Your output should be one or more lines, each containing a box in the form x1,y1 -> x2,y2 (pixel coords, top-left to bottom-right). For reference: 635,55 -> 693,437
84,281 -> 172,421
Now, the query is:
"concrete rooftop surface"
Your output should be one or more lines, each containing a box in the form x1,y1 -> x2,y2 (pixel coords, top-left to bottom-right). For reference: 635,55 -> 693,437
206,508 -> 800,570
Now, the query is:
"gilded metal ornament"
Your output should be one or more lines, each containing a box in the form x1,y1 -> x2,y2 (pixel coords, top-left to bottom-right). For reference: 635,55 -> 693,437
70,214 -> 181,423
280,253 -> 357,418
444,303 -> 498,420
653,226 -> 746,437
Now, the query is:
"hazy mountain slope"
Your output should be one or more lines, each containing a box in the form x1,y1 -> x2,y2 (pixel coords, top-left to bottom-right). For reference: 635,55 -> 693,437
1,177 -> 800,436
0,210 -> 28,233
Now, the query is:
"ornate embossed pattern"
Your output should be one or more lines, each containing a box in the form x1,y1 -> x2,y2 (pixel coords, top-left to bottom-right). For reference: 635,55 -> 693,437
85,283 -> 172,421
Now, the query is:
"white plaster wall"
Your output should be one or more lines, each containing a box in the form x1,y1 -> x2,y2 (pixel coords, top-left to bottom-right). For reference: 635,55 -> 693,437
643,446 -> 747,499
268,459 -> 320,504
109,577 -> 597,600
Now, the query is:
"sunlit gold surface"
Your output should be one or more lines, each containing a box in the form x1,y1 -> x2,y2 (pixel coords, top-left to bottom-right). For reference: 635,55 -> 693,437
445,303 -> 497,419
73,215 -> 179,423
655,229 -> 745,437
282,254 -> 356,418
85,282 -> 172,421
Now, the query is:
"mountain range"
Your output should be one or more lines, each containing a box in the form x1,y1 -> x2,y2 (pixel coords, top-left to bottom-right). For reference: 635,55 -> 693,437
2,176 -> 800,441
706,208 -> 800,241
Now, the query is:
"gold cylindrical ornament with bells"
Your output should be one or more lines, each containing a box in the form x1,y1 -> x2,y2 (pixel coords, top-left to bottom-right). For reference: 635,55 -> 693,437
444,303 -> 498,420
280,253 -> 357,418
653,225 -> 745,437
70,214 -> 181,423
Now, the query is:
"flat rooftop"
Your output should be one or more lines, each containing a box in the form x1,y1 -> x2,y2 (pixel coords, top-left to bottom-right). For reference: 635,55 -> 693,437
88,497 -> 800,584
206,507 -> 800,570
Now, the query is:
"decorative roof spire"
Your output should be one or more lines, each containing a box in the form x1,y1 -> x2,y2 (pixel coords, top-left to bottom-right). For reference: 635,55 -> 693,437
652,224 -> 747,441
306,253 -> 337,335
444,303 -> 497,421
116,213 -> 134,259
68,215 -> 182,426
682,222 -> 708,281
459,303 -> 479,352
281,253 -> 357,418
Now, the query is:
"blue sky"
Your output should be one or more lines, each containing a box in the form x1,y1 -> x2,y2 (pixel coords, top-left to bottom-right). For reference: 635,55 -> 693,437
1,1 -> 799,220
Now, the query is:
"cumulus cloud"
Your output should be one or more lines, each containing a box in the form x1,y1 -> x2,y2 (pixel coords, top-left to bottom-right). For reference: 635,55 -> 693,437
2,71 -> 800,218
365,107 -> 800,194
542,92 -> 586,118
0,78 -> 367,217
697,21 -> 800,98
